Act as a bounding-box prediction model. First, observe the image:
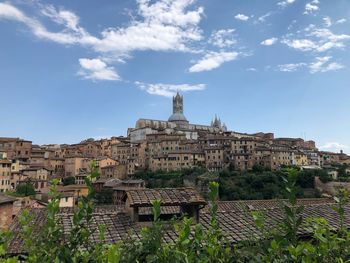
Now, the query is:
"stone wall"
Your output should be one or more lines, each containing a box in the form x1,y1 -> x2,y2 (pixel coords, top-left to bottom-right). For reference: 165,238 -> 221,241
315,176 -> 350,195
0,202 -> 13,230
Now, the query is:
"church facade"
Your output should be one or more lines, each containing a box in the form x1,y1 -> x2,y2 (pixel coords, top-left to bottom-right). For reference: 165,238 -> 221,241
129,93 -> 227,143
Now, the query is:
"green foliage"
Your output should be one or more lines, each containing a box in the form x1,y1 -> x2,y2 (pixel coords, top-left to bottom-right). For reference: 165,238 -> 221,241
337,164 -> 348,178
62,176 -> 75,186
219,171 -> 284,200
134,166 -> 206,188
0,230 -> 12,260
136,167 -> 323,200
15,183 -> 35,197
4,167 -> 350,262
295,169 -> 315,188
19,179 -> 63,262
319,170 -> 332,183
219,168 -> 322,200
252,164 -> 270,173
14,162 -> 106,262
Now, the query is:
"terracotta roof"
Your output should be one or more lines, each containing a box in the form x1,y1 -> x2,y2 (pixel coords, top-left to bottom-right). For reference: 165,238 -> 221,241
125,187 -> 206,207
122,179 -> 144,184
104,178 -> 122,188
8,200 -> 350,256
0,194 -> 16,205
7,208 -> 137,255
21,167 -> 50,171
138,206 -> 181,215
203,198 -> 335,213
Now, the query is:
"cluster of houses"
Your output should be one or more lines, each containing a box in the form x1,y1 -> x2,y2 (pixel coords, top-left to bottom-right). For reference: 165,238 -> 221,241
1,93 -> 349,233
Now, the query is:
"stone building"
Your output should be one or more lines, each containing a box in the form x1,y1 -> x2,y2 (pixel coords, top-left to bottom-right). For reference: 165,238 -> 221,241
293,151 -> 309,166
0,194 -> 16,229
274,138 -> 316,150
20,167 -> 50,192
0,159 -> 12,192
0,137 -> 32,160
64,156 -> 92,177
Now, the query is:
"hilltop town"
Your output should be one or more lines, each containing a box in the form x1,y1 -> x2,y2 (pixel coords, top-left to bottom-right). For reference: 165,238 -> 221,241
1,93 -> 350,259
1,93 -> 349,195
1,93 -> 350,231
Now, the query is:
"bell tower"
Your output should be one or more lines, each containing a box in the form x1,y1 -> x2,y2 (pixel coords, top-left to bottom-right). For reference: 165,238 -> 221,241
173,92 -> 184,114
168,92 -> 189,125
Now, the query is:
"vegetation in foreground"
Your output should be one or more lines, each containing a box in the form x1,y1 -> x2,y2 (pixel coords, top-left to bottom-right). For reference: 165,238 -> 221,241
1,165 -> 350,262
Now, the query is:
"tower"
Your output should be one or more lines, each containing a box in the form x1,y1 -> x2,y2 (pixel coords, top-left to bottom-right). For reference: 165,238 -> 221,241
173,92 -> 184,114
211,115 -> 227,131
168,92 -> 189,125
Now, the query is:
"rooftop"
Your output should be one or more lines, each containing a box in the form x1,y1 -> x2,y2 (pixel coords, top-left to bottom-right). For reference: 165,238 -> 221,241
125,187 -> 206,207
0,194 -> 16,205
7,198 -> 347,256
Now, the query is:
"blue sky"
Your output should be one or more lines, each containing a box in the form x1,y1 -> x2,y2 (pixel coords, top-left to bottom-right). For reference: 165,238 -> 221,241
0,0 -> 349,153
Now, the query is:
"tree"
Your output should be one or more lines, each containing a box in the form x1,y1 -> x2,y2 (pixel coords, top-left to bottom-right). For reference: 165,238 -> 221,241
252,164 -> 266,173
296,170 -> 315,188
338,164 -> 348,178
62,176 -> 75,186
16,182 -> 35,196
319,170 -> 331,183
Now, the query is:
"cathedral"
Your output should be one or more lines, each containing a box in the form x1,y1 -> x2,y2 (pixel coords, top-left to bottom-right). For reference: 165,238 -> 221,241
129,92 -> 227,143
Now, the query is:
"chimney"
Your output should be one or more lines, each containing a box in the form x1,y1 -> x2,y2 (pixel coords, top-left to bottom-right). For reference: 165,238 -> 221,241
124,188 -> 206,224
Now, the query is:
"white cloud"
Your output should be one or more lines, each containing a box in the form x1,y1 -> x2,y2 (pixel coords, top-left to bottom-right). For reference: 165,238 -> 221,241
208,29 -> 236,48
320,142 -> 348,153
323,17 -> 332,27
309,56 -> 343,73
282,27 -> 350,53
336,18 -> 346,24
275,57 -> 343,74
40,5 -> 81,32
96,0 -> 204,54
277,63 -> 306,72
309,28 -> 350,52
246,67 -> 257,72
261,37 -> 278,46
258,12 -> 272,23
234,13 -> 249,21
135,82 -> 206,97
304,0 -> 319,14
278,0 -> 296,8
0,1 -> 205,73
78,58 -> 120,81
0,0 -> 203,57
282,39 -> 318,51
189,51 -> 239,73
0,2 -> 91,45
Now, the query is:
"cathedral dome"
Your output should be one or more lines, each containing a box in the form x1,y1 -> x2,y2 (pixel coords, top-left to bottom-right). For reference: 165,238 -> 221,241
168,112 -> 188,122
168,92 -> 189,124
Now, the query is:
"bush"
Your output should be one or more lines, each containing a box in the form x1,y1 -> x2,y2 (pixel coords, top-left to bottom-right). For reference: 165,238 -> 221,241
319,170 -> 331,183
62,176 -> 75,186
16,182 -> 36,196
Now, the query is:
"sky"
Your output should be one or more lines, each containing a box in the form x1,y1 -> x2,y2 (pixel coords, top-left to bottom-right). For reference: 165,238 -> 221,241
0,0 -> 349,153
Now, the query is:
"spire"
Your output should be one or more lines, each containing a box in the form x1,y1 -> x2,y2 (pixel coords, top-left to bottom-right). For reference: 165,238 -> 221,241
173,92 -> 183,114
168,92 -> 188,124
